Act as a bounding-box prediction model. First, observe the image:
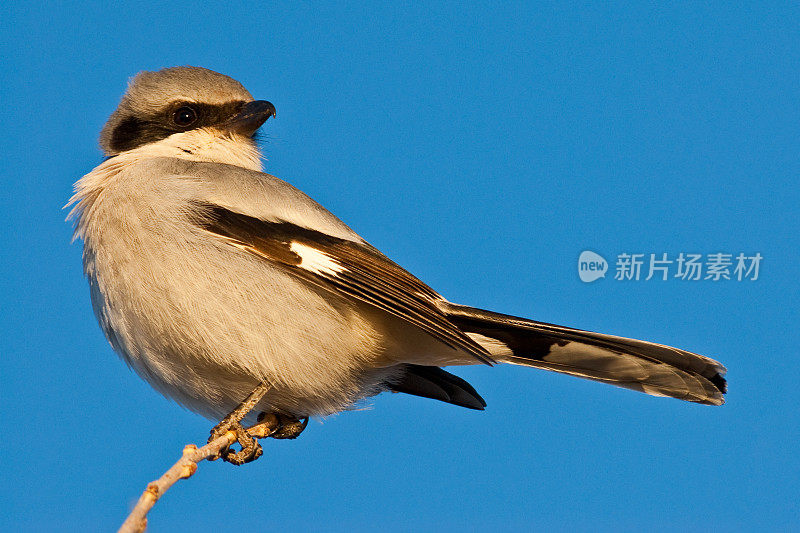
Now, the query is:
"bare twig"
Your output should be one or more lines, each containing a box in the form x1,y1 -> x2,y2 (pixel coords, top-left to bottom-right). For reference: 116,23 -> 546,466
118,414 -> 281,533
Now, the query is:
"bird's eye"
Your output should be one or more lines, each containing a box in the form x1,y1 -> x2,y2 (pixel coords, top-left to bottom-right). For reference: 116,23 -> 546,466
172,106 -> 197,127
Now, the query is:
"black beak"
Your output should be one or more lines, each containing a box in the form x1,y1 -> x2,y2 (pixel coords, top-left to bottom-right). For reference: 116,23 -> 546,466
225,100 -> 276,136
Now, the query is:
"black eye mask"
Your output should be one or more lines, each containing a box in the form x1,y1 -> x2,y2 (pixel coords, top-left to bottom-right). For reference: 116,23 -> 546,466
108,100 -> 246,153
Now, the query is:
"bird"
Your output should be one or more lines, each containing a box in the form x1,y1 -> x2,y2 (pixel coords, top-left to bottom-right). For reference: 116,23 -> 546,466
69,66 -> 727,464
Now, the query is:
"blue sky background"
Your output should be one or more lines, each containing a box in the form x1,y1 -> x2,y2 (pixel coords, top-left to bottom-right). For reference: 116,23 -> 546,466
2,2 -> 798,531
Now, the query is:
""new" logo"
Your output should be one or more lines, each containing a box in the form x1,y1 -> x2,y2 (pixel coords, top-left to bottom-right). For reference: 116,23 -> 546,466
578,250 -> 608,282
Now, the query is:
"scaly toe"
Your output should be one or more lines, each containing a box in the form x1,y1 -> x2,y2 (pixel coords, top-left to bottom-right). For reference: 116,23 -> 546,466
222,437 -> 263,465
270,414 -> 309,440
220,424 -> 263,465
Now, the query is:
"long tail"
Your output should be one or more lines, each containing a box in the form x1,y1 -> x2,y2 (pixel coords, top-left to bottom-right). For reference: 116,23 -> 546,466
441,302 -> 727,406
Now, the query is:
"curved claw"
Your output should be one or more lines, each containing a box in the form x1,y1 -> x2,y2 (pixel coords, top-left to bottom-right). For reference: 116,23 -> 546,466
270,415 -> 309,440
207,421 -> 263,465
223,431 -> 264,465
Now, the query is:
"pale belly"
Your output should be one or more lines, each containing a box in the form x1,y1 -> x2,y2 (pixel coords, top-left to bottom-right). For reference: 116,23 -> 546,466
85,235 -> 464,420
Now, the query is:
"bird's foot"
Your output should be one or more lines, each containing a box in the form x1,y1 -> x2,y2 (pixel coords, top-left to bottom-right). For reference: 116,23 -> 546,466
207,419 -> 263,465
265,412 -> 309,440
207,411 -> 309,466
206,382 -> 271,465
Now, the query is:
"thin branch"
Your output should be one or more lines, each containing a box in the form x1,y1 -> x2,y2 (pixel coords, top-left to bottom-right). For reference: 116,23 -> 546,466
118,414 -> 280,533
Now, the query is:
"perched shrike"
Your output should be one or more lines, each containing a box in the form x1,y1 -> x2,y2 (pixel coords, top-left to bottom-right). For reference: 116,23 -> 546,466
69,67 -> 726,464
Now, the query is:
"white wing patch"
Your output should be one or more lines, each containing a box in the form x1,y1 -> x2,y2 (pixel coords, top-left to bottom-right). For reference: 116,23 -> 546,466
466,332 -> 514,358
290,241 -> 346,276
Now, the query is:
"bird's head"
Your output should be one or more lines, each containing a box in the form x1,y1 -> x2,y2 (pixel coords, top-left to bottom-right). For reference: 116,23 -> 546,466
99,66 -> 275,170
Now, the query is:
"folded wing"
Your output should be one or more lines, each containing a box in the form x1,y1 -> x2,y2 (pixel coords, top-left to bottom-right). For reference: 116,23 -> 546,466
190,201 -> 494,364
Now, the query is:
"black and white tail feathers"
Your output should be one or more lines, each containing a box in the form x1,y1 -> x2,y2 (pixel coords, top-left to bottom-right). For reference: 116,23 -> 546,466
444,302 -> 727,406
389,303 -> 727,409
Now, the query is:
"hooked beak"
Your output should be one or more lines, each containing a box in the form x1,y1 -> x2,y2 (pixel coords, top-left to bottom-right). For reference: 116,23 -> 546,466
225,100 -> 276,136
